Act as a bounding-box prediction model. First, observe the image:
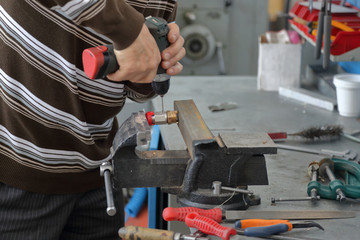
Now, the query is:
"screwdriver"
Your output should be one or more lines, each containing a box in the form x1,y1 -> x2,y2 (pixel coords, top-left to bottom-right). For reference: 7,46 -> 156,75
118,226 -> 209,240
184,212 -> 236,240
82,16 -> 170,113
234,219 -> 324,237
163,207 -> 223,223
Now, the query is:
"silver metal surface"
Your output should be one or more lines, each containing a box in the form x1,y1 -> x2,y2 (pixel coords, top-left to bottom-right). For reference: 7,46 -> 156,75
219,132 -> 277,155
174,100 -> 214,160
309,164 -> 319,201
100,162 -> 116,216
324,166 -> 347,202
225,210 -> 356,220
271,196 -> 320,203
276,143 -> 357,160
153,76 -> 360,238
212,181 -> 254,195
212,181 -> 222,195
153,112 -> 168,125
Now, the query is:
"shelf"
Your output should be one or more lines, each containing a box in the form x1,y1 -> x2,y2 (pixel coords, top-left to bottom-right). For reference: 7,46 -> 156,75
289,0 -> 360,62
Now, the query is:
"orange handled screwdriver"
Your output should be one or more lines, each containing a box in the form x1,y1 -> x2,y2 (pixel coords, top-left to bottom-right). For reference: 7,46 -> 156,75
162,207 -> 223,223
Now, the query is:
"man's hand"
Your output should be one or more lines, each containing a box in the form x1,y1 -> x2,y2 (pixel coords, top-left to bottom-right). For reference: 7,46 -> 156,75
107,23 -> 161,83
106,22 -> 185,83
161,23 -> 185,76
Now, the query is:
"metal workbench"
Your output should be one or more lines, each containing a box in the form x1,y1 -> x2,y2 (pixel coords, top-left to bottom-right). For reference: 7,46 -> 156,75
151,76 -> 360,240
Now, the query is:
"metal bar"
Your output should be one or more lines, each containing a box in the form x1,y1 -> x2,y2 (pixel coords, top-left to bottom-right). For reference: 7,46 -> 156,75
174,100 -> 214,160
225,210 -> 356,220
104,170 -> 116,216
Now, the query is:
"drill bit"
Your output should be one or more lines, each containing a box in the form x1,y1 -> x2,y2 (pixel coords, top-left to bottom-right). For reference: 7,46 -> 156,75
161,96 -> 164,113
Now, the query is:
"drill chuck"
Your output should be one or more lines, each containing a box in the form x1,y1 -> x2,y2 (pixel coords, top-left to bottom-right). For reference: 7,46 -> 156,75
152,79 -> 170,96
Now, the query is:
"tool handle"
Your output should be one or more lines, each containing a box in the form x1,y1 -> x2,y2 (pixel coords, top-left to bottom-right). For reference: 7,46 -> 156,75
235,219 -> 290,229
243,224 -> 290,237
322,14 -> 332,69
163,207 -> 223,223
103,169 -> 116,216
267,132 -> 287,140
82,44 -> 118,80
82,17 -> 170,85
118,226 -> 175,240
185,212 -> 236,240
314,11 -> 325,59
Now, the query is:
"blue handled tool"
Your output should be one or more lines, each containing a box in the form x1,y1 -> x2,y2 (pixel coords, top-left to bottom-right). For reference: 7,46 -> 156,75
235,219 -> 324,237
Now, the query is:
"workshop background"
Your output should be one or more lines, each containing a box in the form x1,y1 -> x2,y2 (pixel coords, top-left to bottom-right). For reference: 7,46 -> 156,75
119,0 -> 360,239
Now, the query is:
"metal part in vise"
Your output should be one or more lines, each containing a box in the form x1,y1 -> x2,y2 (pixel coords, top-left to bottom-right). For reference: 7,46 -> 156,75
146,110 -> 178,125
110,100 -> 277,211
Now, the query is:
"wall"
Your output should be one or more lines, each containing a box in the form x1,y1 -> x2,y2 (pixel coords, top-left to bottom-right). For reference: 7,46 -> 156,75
176,0 -> 269,76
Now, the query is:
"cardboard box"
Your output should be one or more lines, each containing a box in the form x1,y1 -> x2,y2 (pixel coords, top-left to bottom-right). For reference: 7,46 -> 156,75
257,34 -> 302,91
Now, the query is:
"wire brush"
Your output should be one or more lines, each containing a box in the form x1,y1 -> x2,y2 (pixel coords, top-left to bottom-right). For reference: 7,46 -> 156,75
268,125 -> 343,140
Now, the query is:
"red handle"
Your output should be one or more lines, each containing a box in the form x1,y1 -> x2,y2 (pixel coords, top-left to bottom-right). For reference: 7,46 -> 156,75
267,132 -> 287,140
162,207 -> 222,223
184,212 -> 236,240
82,45 -> 108,79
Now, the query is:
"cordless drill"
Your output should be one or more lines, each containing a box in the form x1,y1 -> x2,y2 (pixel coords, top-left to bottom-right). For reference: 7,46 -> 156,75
82,16 -> 170,107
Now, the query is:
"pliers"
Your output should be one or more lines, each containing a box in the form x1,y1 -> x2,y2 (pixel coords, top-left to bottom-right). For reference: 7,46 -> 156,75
235,219 -> 324,237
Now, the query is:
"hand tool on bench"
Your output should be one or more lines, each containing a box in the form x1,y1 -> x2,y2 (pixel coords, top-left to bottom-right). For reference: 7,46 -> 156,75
308,161 -> 320,201
268,125 -> 343,141
319,158 -> 347,202
184,212 -> 324,239
276,143 -> 357,160
118,226 -> 209,240
184,212 -> 236,240
308,158 -> 360,201
82,16 -> 170,113
234,219 -> 324,237
162,207 -> 356,222
271,196 -> 320,204
225,210 -> 355,220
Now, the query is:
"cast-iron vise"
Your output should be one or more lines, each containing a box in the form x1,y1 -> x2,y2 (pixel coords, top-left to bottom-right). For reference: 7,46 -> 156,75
102,99 -> 277,216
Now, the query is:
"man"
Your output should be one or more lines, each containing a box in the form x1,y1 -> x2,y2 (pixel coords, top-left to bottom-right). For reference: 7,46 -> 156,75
0,0 -> 185,239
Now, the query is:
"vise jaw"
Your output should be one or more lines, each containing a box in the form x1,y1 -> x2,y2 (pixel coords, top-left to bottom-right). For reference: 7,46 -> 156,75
111,99 -> 277,210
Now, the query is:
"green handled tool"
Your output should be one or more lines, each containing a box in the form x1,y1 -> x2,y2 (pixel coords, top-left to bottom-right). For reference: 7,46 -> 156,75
307,158 -> 360,200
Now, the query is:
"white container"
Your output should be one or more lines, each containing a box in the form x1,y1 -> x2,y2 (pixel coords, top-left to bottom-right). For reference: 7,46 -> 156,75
333,74 -> 360,117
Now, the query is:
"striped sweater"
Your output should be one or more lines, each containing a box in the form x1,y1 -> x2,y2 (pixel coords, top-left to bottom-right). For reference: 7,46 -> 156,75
0,0 -> 177,194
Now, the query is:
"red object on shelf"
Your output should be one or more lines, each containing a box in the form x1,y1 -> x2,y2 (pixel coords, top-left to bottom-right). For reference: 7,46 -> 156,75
289,0 -> 360,56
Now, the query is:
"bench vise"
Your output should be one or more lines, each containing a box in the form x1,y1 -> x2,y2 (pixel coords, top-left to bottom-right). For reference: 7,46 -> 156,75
103,99 -> 277,215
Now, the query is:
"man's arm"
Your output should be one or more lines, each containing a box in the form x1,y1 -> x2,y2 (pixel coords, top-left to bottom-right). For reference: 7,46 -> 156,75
48,0 -> 184,85
51,0 -> 144,50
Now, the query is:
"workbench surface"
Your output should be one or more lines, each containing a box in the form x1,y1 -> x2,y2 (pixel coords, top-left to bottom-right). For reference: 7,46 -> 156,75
151,76 -> 360,240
